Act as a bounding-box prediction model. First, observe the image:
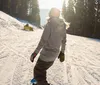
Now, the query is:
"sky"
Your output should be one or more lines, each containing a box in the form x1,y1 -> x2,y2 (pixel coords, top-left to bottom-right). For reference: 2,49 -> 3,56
39,0 -> 64,10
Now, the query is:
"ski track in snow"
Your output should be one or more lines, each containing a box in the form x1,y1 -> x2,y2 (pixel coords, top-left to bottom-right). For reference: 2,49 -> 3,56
0,11 -> 100,85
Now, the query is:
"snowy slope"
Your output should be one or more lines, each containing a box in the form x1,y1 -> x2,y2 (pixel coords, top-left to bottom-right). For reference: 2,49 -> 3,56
0,11 -> 100,85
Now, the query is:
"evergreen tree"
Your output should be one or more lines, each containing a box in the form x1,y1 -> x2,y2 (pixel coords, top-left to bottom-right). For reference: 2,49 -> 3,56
31,0 -> 40,25
10,0 -> 18,16
17,0 -> 28,19
0,0 -> 3,10
28,0 -> 40,25
86,0 -> 95,37
93,0 -> 100,38
0,0 -> 8,13
63,0 -> 97,37
62,0 -> 67,21
62,0 -> 76,34
62,0 -> 75,22
72,0 -> 87,35
1,0 -> 12,14
0,0 -> 40,26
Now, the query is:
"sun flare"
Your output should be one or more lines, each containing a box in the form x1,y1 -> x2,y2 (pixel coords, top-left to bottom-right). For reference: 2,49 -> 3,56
39,0 -> 66,10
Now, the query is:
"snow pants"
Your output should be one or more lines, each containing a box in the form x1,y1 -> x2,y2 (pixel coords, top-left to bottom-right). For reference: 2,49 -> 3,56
34,58 -> 54,85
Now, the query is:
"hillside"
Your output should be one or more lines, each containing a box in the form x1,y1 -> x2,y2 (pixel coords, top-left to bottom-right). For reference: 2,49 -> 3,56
0,11 -> 100,85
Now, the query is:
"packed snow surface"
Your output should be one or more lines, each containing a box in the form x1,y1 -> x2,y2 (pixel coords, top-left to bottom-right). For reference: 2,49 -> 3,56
0,11 -> 100,85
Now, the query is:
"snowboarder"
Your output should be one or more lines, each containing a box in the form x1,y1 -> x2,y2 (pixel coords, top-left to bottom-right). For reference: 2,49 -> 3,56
24,23 -> 33,31
30,8 -> 67,85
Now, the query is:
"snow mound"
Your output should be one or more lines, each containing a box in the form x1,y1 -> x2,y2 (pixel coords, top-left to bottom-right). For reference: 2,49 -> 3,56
0,11 -> 42,85
0,11 -> 23,30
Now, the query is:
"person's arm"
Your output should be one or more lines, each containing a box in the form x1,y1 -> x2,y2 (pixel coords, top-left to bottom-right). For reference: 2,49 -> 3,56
61,35 -> 66,53
34,22 -> 51,54
58,29 -> 66,62
61,24 -> 67,53
58,24 -> 66,62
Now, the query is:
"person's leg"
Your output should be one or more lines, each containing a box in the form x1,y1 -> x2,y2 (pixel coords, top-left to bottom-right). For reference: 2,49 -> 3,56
34,58 -> 54,85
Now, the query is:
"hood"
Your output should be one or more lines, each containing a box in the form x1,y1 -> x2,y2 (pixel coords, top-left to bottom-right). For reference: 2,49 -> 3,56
48,17 -> 65,27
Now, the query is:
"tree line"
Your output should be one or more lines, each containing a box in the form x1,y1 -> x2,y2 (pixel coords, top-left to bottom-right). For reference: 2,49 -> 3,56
62,0 -> 100,39
0,0 -> 40,25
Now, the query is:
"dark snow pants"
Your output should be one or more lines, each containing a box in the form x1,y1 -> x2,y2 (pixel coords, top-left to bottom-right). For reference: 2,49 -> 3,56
34,58 -> 54,85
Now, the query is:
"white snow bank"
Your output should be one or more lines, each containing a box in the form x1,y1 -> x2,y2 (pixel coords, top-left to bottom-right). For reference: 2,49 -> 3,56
0,11 -> 42,85
0,11 -> 23,30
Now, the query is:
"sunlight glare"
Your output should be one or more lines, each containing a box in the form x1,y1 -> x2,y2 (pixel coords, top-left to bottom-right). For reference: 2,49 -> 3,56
39,0 -> 65,10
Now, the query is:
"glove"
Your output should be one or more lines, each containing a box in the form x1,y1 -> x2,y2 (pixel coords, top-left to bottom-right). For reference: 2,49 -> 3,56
30,52 -> 37,62
58,51 -> 65,62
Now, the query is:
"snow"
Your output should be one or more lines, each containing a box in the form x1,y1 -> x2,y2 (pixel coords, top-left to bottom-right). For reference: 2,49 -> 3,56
16,18 -> 39,29
0,11 -> 100,85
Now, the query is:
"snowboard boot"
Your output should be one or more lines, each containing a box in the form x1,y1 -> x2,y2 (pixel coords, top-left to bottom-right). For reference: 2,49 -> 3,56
32,83 -> 50,85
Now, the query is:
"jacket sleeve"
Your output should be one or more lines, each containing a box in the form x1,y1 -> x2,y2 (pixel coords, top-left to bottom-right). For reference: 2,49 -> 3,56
61,24 -> 67,53
34,22 -> 50,54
